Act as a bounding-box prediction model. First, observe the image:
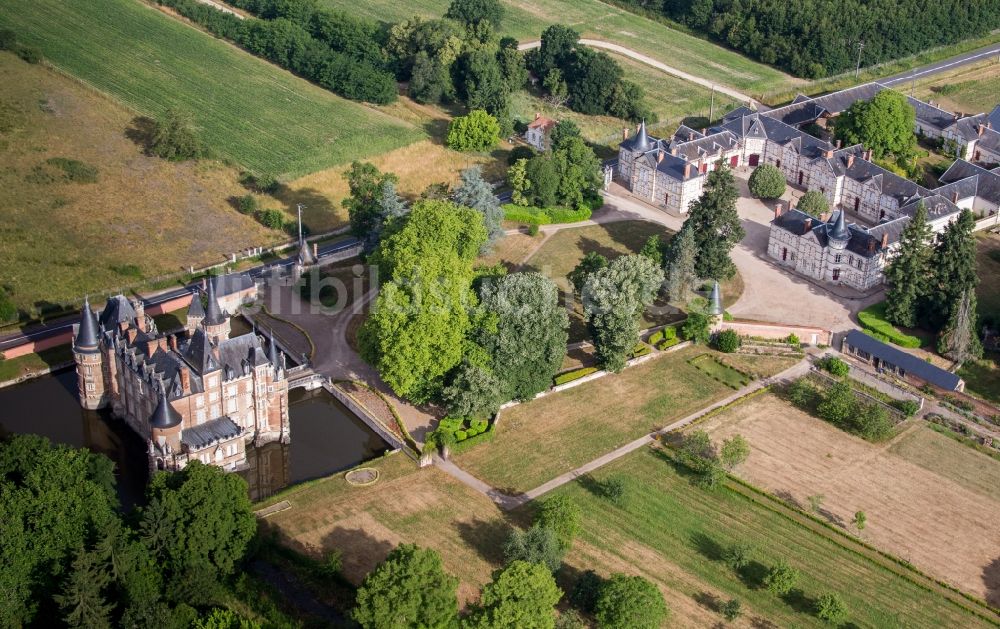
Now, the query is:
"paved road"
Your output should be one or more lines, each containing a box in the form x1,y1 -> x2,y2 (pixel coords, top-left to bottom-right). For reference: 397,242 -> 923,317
0,237 -> 359,353
518,39 -> 759,108
880,43 -> 1000,86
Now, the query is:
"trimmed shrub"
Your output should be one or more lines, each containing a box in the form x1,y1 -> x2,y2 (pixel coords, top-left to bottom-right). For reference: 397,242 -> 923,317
817,356 -> 850,376
455,430 -> 468,441
857,302 -> 922,348
446,109 -> 500,152
656,337 -> 681,350
554,367 -> 598,386
502,202 -> 594,225
631,343 -> 652,358
748,164 -> 786,199
713,329 -> 741,353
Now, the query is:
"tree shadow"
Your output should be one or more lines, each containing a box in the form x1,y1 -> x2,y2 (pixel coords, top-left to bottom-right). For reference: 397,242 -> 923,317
575,235 -> 627,263
124,116 -> 157,153
738,560 -> 769,590
780,587 -> 815,615
315,525 -> 396,587
453,518 -> 510,566
983,557 -> 1000,607
689,531 -> 723,562
273,186 -> 337,227
773,489 -> 802,510
817,507 -> 846,529
565,344 -> 596,369
750,617 -> 780,629
693,590 -> 721,613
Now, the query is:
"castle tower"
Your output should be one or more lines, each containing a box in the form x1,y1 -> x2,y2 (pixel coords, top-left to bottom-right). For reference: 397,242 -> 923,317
708,281 -> 724,324
149,383 -> 183,472
73,297 -> 107,410
828,210 -> 851,251
185,288 -> 205,333
201,278 -> 230,342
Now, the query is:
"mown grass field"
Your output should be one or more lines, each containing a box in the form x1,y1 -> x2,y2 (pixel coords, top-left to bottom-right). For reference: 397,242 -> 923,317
0,53 -> 288,314
317,0 -> 798,95
1,0 -> 425,178
912,60 -> 1000,116
451,346 -> 796,493
550,445 -> 997,627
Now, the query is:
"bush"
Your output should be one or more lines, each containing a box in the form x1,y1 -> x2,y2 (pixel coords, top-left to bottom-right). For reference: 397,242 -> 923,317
722,542 -> 755,571
748,164 -> 786,199
814,592 -> 849,625
45,157 -> 98,183
502,202 -> 594,225
149,108 -> 204,161
0,29 -> 16,50
720,598 -> 742,621
656,337 -> 681,350
786,333 -> 800,345
594,574 -> 669,629
0,288 -> 17,323
15,45 -> 42,64
527,223 -> 540,237
254,208 -> 286,230
817,356 -> 850,376
553,367 -> 598,386
237,194 -> 258,215
631,343 -> 652,358
890,398 -> 920,417
681,312 -> 711,344
454,430 -> 468,441
446,109 -> 501,152
763,559 -> 799,595
857,302 -> 922,348
602,476 -> 627,504
569,570 -> 604,614
713,329 -> 741,353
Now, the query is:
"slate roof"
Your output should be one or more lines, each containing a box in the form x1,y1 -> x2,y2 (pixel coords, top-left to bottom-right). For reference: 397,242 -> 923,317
772,209 -> 901,259
74,297 -> 101,354
988,105 -> 1000,129
150,387 -> 183,429
621,120 -> 655,152
211,272 -> 255,298
843,330 -> 963,390
99,295 -> 137,331
939,159 -> 1000,205
216,333 -> 270,379
187,291 -> 205,318
203,277 -> 226,326
181,416 -> 242,450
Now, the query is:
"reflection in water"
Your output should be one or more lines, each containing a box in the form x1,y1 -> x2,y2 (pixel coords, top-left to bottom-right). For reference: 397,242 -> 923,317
0,371 -> 389,504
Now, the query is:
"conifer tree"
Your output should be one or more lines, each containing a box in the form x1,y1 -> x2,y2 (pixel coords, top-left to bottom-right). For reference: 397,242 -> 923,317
925,209 -> 978,330
454,166 -> 505,251
55,547 -> 114,629
937,288 -> 982,364
686,167 -> 744,280
665,222 -> 698,303
884,202 -> 932,327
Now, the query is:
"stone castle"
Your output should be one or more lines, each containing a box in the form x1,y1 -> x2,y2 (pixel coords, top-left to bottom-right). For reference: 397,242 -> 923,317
72,280 -> 290,473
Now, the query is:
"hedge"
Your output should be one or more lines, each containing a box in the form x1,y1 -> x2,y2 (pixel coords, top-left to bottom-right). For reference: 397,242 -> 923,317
554,366 -> 599,386
503,204 -> 593,225
648,326 -> 677,347
631,343 -> 653,358
857,302 -> 923,348
656,337 -> 681,351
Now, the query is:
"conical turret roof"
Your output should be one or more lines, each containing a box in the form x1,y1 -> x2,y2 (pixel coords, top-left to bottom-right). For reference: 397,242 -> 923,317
708,281 -> 723,316
203,278 -> 225,326
830,209 -> 850,241
74,297 -> 101,354
150,385 -> 182,429
187,289 -> 205,319
621,119 -> 653,153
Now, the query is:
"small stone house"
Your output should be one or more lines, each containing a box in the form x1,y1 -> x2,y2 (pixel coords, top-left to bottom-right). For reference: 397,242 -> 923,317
525,114 -> 557,151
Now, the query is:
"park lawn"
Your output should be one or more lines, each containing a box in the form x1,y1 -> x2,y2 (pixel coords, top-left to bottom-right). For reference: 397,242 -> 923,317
477,232 -> 543,270
316,0 -> 796,95
0,345 -> 74,382
151,308 -> 188,333
452,346 -> 790,494
976,232 -> 1000,325
547,445 -> 996,628
912,59 -> 1000,116
689,353 -> 751,388
1,0 -> 424,179
0,53 -> 288,314
889,423 -> 1000,502
258,453 -> 508,606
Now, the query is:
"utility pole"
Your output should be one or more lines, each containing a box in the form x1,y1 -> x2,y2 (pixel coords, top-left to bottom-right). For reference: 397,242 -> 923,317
910,69 -> 916,97
296,203 -> 306,243
855,41 -> 865,80
709,85 -> 716,122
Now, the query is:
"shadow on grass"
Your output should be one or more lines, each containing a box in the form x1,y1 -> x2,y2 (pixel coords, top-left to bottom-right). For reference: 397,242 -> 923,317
453,518 -> 510,566
694,590 -> 721,613
690,531 -> 723,562
738,560 -> 769,590
780,587 -> 815,615
124,116 -> 156,153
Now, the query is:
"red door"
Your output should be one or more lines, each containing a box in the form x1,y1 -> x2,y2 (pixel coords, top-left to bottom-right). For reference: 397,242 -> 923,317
729,155 -> 739,168
798,171 -> 804,185
749,154 -> 759,167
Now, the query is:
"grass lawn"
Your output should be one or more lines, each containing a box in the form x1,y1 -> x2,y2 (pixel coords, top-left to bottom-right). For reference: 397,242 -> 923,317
0,344 -> 74,382
152,308 -> 188,333
452,345 -> 795,494
689,353 -> 751,388
546,445 -> 996,628
912,59 -> 1000,116
0,53 -> 288,314
958,358 -> 1000,406
1,0 -> 424,178
259,453 -> 508,606
316,0 -> 797,95
890,423 -> 1000,502
522,221 -> 743,340
976,232 -> 1000,325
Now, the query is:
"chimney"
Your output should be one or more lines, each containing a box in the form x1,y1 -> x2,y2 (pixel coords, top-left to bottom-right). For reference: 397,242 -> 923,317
952,189 -> 959,203
670,146 -> 678,156
535,112 -> 540,120
835,139 -> 842,149
179,366 -> 191,394
988,121 -> 993,130
688,131 -> 695,141
623,127 -> 629,141
201,277 -> 207,290
846,154 -> 855,168
146,339 -> 159,356
954,111 -> 961,120
820,212 -> 831,223
126,328 -> 138,344
657,150 -> 664,163
863,149 -> 872,161
803,217 -> 812,234
683,162 -> 692,178
313,243 -> 318,258
978,123 -> 985,136
775,203 -> 783,217
824,149 -> 834,159
881,232 -> 889,249
701,128 -> 707,135
868,238 -> 876,253
157,336 -> 168,352
168,334 -> 179,352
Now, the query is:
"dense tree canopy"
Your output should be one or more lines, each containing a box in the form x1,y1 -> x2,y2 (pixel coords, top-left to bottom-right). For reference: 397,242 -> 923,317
834,91 -> 916,159
342,161 -> 400,245
353,544 -> 459,629
511,136 -> 601,209
447,109 -> 502,152
797,190 -> 830,218
454,166 -> 505,250
446,0 -> 504,28
925,210 -> 978,330
664,222 -> 698,303
361,200 -> 487,402
884,202 -> 932,328
464,561 -> 562,629
686,167 -> 744,280
503,525 -> 565,573
594,574 -> 669,629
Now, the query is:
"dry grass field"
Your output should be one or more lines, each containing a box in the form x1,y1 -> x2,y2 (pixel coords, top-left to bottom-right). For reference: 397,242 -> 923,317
912,60 -> 1000,116
697,393 -> 1000,602
259,453 -> 507,606
0,53 -> 283,314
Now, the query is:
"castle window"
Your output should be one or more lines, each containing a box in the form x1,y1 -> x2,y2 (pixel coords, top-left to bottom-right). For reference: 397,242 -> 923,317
86,383 -> 95,392
196,396 -> 204,408
227,399 -> 237,414
196,409 -> 206,424
834,254 -> 842,263
209,391 -> 219,403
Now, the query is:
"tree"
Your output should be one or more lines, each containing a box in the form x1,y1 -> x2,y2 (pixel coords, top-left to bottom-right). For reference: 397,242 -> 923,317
551,135 -> 601,208
503,525 -> 564,573
853,510 -> 867,532
594,574 -> 668,629
508,158 -> 532,205
410,51 -> 452,104
149,108 -> 204,161
353,544 -> 459,629
681,312 -> 711,344
797,190 -> 830,217
440,360 -> 506,419
530,24 -> 578,77
748,163 -> 786,199
835,90 -> 916,159
456,50 -> 512,132
665,222 -> 699,303
583,255 -> 664,372
884,202 -> 932,328
54,547 -> 115,628
639,234 -> 665,267
568,251 -> 608,294
814,592 -> 849,625
763,559 -> 799,595
454,166 -> 505,250
535,495 -> 581,552
524,155 -> 560,207
192,608 -> 260,629
549,120 -> 581,151
542,68 -> 569,106
447,109 -> 501,152
938,287 -> 983,364
720,598 -> 742,622
139,461 -> 256,603
565,48 -> 622,115
816,382 -> 855,427
687,167 -> 744,280
342,161 -> 398,241
925,209 -> 978,331
497,38 -> 527,92
723,542 -> 755,571
446,0 -> 503,27
464,561 -> 562,629
817,356 -> 850,377
474,272 -> 569,404
361,200 -> 487,402
713,329 -> 741,353
719,434 -> 750,470
807,494 -> 825,513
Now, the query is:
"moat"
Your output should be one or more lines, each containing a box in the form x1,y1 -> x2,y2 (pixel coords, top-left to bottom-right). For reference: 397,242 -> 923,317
0,369 -> 389,505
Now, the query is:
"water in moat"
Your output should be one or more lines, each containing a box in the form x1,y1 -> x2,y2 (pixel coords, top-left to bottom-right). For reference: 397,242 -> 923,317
0,369 -> 389,506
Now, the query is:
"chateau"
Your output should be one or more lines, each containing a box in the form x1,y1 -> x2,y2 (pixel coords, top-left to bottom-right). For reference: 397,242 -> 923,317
617,82 -> 1000,290
72,281 -> 290,473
